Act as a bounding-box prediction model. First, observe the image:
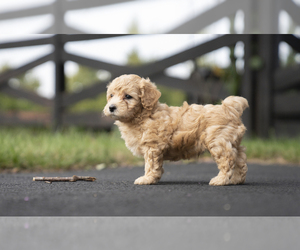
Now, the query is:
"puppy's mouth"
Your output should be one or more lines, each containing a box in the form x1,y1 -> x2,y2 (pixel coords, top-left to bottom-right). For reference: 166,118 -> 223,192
105,110 -> 119,119
106,111 -> 125,121
109,113 -> 119,120
106,111 -> 131,122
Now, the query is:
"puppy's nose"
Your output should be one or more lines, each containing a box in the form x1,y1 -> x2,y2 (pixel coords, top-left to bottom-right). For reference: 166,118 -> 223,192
109,105 -> 117,113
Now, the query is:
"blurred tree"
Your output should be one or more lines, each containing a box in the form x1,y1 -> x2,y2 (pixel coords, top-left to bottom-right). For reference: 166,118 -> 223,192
0,64 -> 44,112
66,65 -> 108,113
66,65 -> 99,93
127,48 -> 145,66
285,47 -> 297,67
0,64 -> 40,92
223,46 -> 241,95
195,46 -> 241,98
285,16 -> 298,67
128,19 -> 140,34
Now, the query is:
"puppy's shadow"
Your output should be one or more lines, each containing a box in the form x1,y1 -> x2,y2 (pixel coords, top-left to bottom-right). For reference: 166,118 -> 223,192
157,181 -> 265,186
156,181 -> 207,185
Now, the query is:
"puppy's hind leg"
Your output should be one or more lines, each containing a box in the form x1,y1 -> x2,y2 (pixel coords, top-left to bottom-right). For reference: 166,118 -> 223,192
208,139 -> 237,186
230,145 -> 248,185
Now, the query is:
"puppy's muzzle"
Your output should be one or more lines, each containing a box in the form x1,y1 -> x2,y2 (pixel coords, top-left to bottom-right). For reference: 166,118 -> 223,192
109,104 -> 117,113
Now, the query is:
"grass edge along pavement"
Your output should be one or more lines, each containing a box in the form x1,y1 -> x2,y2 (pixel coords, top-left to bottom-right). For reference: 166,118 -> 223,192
0,127 -> 300,172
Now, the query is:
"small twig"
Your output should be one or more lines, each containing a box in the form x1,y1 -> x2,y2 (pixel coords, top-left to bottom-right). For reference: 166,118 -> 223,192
33,175 -> 96,182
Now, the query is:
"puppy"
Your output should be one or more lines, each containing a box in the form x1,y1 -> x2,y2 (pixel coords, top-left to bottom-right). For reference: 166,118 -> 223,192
104,74 -> 248,186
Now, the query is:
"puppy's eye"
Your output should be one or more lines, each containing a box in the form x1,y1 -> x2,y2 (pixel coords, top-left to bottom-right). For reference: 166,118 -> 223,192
125,94 -> 132,100
110,94 -> 113,98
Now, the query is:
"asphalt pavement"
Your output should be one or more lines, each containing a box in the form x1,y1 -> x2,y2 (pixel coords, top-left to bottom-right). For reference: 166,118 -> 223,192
1,162 -> 300,216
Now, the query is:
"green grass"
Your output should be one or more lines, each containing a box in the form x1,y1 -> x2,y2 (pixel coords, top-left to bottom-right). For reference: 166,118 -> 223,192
0,127 -> 140,172
0,127 -> 299,172
243,137 -> 300,164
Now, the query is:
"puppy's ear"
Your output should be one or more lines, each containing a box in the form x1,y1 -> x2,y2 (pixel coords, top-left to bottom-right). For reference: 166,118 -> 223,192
139,78 -> 161,110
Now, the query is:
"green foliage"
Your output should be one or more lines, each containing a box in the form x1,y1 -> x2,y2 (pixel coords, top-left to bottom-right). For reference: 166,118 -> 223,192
66,65 -> 109,113
68,93 -> 107,113
0,64 -> 40,92
66,65 -> 99,93
128,20 -> 140,34
0,93 -> 46,112
0,64 -> 44,112
284,21 -> 298,67
157,85 -> 187,107
195,46 -> 242,96
281,45 -> 298,68
127,48 -> 145,66
221,47 -> 242,96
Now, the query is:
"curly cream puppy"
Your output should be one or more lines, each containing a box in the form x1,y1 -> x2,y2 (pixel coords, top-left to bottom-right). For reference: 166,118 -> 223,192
104,74 -> 248,186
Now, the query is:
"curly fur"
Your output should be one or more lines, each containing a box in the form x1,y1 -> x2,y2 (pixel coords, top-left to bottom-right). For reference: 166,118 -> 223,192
104,74 -> 249,185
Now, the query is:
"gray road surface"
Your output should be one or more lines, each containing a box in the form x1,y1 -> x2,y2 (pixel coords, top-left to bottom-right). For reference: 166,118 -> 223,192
1,162 -> 300,216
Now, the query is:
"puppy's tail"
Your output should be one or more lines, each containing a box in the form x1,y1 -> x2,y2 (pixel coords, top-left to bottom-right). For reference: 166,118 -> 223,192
222,96 -> 249,118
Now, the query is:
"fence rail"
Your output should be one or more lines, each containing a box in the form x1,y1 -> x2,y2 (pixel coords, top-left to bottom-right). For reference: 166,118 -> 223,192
0,34 -> 300,137
0,0 -> 299,34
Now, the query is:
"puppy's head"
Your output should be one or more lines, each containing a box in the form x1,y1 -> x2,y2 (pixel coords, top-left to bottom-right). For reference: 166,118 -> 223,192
103,74 -> 161,122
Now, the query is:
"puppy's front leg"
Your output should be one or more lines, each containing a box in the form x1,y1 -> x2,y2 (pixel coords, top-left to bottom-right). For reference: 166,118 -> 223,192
134,148 -> 164,185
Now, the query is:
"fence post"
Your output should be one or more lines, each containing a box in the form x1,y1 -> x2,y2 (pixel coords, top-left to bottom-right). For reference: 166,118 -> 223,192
243,0 -> 281,33
52,0 -> 65,33
243,0 -> 253,33
53,35 -> 65,131
241,35 -> 255,137
187,60 -> 200,104
258,0 -> 281,33
255,35 -> 279,137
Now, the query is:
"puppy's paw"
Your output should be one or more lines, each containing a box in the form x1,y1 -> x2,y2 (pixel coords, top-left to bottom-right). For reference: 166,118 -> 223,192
134,176 -> 157,185
209,176 -> 230,186
229,174 -> 245,185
